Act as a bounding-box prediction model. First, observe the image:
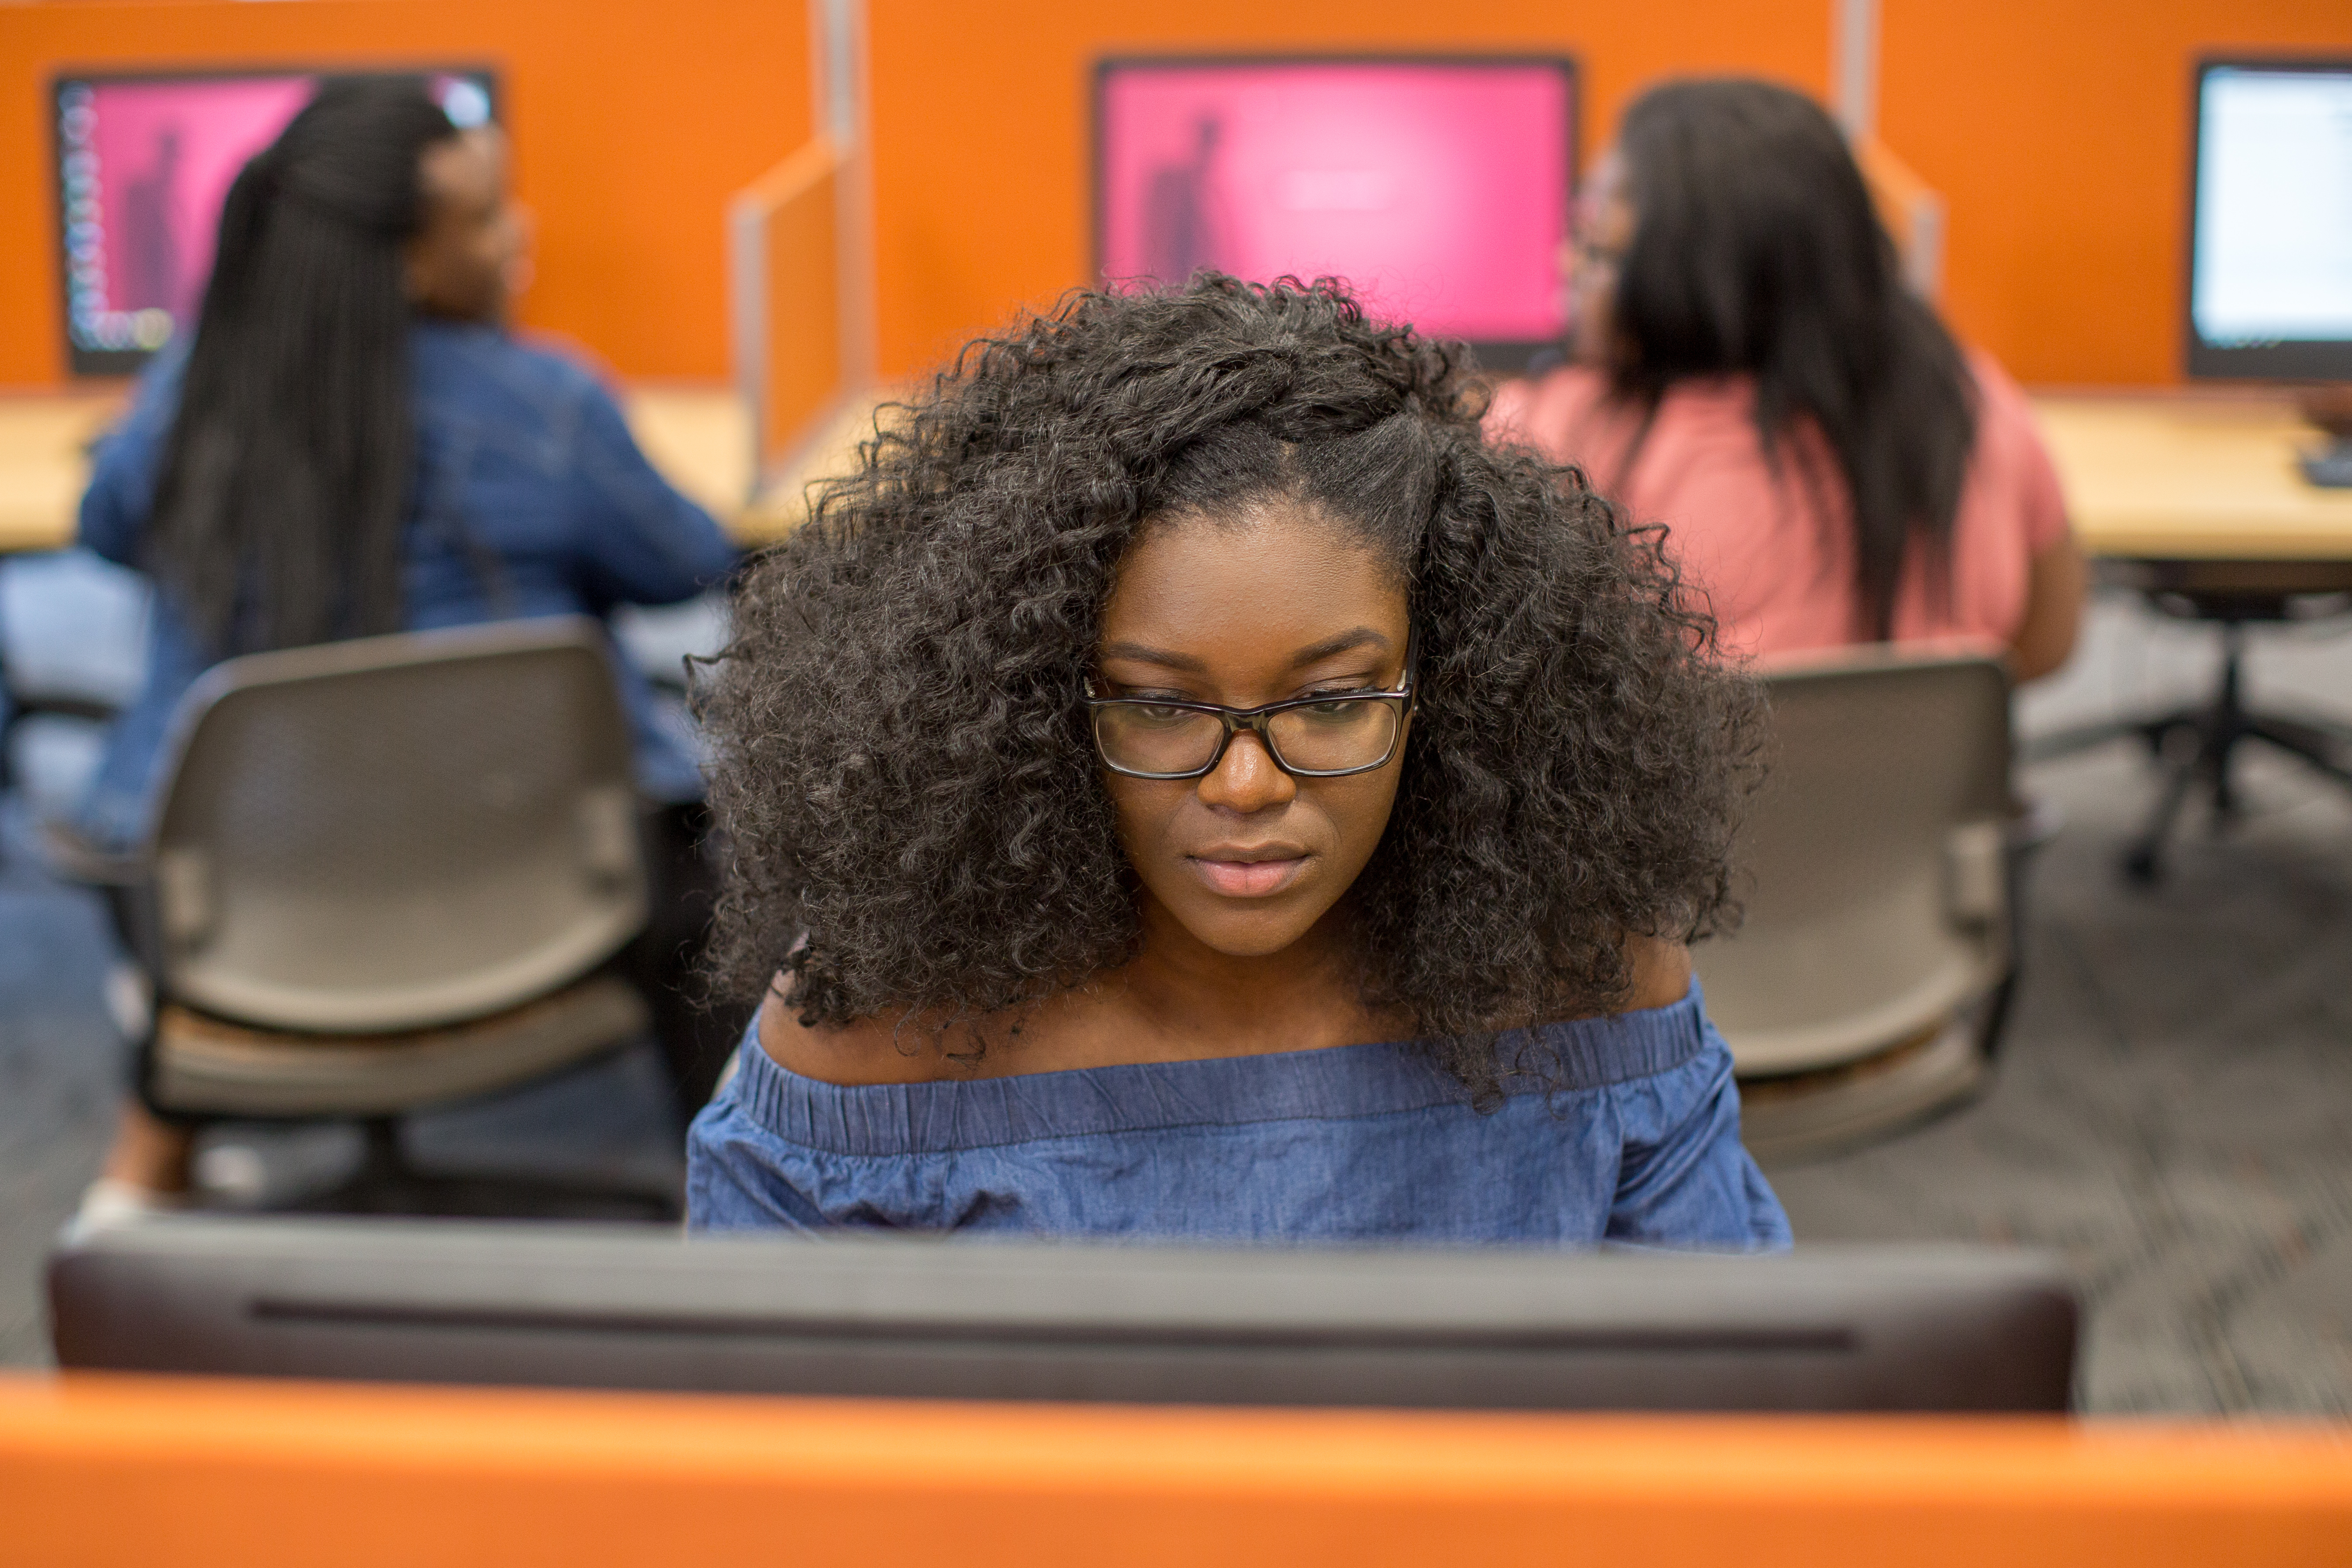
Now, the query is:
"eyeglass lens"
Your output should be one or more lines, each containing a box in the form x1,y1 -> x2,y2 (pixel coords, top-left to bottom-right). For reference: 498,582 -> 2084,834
1094,698 -> 1402,777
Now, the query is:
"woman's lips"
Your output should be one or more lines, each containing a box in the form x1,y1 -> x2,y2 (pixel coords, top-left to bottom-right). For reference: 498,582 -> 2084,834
1187,853 -> 1308,898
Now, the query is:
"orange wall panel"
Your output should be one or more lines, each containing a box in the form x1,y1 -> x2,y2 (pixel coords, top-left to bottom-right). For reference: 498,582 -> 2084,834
0,0 -> 811,388
11,2 -> 2342,396
863,0 -> 1834,380
1879,0 -> 2352,385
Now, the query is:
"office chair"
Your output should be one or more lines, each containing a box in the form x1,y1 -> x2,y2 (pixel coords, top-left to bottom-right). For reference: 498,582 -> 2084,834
49,618 -> 676,1218
1695,650 -> 2018,1162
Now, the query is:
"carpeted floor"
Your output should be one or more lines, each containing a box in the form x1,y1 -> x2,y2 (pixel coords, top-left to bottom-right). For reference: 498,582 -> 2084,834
2,583 -> 2348,1411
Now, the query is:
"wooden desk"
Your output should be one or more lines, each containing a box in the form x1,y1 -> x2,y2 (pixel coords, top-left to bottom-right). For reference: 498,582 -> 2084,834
619,384 -> 753,525
738,390 -> 891,545
2029,391 -> 2352,563
0,390 -> 122,555
3,1374 -> 2350,1566
763,390 -> 2352,566
14,387 -> 2347,565
0,384 -> 762,554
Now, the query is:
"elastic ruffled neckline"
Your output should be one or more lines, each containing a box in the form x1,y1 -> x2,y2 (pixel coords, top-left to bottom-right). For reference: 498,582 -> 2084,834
726,982 -> 1711,1157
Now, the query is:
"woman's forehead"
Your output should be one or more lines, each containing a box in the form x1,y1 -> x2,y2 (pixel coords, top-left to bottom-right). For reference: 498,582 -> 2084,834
1100,502 -> 1408,662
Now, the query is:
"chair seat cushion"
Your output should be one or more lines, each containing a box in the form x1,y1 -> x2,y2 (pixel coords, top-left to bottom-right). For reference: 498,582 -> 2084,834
149,973 -> 650,1117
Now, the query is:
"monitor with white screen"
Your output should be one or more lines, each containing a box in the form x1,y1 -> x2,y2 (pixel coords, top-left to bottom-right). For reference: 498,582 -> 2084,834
2187,58 -> 2352,381
1093,56 -> 1575,373
52,67 -> 499,376
50,1217 -> 2077,1412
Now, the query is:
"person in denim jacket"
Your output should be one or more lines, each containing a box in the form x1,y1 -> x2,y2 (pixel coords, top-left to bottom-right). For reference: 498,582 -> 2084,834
684,277 -> 1790,1249
73,78 -> 737,1218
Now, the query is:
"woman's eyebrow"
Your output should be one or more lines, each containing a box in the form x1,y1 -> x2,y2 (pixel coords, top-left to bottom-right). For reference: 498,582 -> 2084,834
1098,642 -> 1208,673
1287,628 -> 1392,668
1098,628 -> 1392,674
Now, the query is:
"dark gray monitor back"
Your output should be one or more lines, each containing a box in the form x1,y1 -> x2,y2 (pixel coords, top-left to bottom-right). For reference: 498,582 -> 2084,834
49,1219 -> 2076,1412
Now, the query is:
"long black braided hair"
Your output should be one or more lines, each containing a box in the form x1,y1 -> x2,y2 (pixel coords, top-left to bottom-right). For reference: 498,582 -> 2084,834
144,76 -> 458,655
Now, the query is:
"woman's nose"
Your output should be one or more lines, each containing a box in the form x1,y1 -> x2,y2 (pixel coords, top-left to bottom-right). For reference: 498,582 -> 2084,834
1195,729 -> 1295,814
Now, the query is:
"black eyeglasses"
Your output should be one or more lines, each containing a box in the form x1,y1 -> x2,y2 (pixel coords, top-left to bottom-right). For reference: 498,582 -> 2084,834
1084,637 -> 1417,781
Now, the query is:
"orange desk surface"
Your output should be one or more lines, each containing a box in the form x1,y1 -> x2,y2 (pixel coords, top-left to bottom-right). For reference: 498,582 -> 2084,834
3,1374 -> 2349,1567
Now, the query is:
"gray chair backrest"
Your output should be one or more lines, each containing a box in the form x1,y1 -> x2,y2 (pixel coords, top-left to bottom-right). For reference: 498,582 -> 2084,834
1694,651 -> 2012,1075
143,618 -> 648,1034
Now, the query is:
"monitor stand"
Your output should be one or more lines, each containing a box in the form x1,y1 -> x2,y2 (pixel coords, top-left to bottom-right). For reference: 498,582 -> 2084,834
2299,387 -> 2352,488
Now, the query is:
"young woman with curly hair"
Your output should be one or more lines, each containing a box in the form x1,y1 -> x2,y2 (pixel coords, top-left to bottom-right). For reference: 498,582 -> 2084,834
686,276 -> 1789,1247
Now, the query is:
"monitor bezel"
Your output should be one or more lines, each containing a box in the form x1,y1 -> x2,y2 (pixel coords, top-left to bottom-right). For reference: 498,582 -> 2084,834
49,62 -> 503,379
1089,52 -> 1580,376
2184,54 -> 2352,383
48,1216 -> 2081,1413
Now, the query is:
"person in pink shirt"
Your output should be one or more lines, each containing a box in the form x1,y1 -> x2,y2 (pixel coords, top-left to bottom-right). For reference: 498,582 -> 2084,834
1489,79 -> 2085,680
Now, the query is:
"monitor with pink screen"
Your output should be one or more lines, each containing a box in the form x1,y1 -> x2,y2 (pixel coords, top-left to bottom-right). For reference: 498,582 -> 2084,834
53,68 -> 497,376
1094,56 -> 1577,371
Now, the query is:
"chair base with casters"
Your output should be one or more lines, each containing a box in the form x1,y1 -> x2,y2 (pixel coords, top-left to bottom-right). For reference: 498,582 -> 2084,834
2116,613 -> 2352,884
2029,598 -> 2352,884
138,974 -> 681,1222
2023,565 -> 2352,885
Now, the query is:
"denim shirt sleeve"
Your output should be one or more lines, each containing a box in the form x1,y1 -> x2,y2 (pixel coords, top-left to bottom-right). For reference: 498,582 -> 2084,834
564,380 -> 742,608
1604,1038 -> 1792,1250
79,347 -> 188,566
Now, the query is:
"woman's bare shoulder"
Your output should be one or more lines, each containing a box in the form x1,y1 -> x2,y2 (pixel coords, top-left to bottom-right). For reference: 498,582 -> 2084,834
1624,937 -> 1695,1011
756,981 -> 1111,1086
757,988 -> 962,1086
1528,938 -> 1692,1026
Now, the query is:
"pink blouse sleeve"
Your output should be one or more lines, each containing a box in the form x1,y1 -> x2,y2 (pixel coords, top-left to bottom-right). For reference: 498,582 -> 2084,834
1968,350 -> 2071,556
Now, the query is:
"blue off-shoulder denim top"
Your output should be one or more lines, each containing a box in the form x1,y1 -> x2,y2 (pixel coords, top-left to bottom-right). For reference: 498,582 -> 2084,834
686,980 -> 1790,1249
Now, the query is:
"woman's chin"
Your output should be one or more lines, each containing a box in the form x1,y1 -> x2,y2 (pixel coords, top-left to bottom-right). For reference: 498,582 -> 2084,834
1173,904 -> 1327,960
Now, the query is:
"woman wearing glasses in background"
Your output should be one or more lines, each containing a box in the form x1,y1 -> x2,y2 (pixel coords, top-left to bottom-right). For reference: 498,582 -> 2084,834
684,276 -> 1788,1247
1491,79 -> 2085,680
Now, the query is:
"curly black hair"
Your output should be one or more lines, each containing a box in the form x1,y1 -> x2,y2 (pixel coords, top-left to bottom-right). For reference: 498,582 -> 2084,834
698,275 -> 1765,1098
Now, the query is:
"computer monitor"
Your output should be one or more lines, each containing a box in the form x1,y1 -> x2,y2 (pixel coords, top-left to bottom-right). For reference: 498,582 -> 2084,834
2186,58 -> 2352,383
1093,56 -> 1576,373
49,1217 -> 2078,1412
51,67 -> 500,376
